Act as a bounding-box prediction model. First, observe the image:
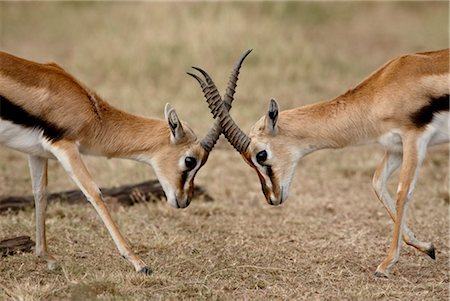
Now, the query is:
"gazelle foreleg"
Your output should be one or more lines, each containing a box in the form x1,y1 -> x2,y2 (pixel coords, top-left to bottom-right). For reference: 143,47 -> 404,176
28,155 -> 58,270
45,140 -> 151,275
372,151 -> 435,258
375,133 -> 428,277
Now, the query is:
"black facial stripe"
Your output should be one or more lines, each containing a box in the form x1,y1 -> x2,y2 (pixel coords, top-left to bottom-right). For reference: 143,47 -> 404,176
179,170 -> 188,190
266,165 -> 274,179
258,172 -> 270,200
0,95 -> 66,141
265,165 -> 279,196
410,94 -> 449,127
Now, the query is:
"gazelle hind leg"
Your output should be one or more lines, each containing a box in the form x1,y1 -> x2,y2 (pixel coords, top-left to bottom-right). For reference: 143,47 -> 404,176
28,155 -> 58,270
372,151 -> 434,258
375,133 -> 428,277
45,140 -> 151,274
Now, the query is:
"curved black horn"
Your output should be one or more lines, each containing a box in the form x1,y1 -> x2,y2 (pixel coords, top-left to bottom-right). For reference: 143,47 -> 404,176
190,65 -> 251,154
188,49 -> 252,153
223,49 -> 252,109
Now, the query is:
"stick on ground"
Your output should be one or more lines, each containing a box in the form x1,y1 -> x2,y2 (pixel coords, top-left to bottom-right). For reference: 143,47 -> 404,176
0,180 -> 213,212
0,236 -> 35,257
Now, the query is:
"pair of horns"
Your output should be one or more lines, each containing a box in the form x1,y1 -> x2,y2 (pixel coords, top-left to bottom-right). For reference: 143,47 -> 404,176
188,49 -> 252,154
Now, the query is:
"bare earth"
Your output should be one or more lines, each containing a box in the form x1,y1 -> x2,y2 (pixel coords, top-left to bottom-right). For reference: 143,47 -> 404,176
0,2 -> 448,300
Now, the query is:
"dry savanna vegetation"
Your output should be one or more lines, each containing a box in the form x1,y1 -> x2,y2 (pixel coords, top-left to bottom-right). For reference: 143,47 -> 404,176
0,2 -> 448,300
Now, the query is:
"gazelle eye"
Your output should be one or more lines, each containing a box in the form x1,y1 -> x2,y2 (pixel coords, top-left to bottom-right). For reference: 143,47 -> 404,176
256,150 -> 268,165
185,156 -> 197,171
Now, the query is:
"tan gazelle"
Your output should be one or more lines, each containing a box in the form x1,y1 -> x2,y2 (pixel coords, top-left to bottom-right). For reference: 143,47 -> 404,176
0,50 -> 250,274
191,49 -> 449,277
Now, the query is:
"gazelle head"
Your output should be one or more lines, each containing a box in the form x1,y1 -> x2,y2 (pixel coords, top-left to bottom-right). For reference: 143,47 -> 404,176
150,50 -> 252,209
146,103 -> 209,209
243,99 -> 303,205
190,54 -> 301,206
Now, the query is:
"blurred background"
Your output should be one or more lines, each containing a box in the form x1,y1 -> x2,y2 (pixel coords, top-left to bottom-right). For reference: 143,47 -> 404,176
0,2 -> 447,194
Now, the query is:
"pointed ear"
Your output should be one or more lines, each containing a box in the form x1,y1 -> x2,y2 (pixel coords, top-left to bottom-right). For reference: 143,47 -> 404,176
164,103 -> 185,143
264,98 -> 279,135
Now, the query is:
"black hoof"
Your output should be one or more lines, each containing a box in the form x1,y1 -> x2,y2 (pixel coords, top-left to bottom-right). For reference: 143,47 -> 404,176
139,266 -> 153,275
426,244 -> 436,260
373,271 -> 389,278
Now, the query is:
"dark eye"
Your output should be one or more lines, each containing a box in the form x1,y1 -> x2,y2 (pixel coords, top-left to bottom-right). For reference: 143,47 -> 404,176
256,150 -> 268,165
185,156 -> 197,171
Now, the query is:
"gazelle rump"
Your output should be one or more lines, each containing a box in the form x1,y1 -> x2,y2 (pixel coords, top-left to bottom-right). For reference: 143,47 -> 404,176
0,50 -> 248,274
194,49 -> 449,277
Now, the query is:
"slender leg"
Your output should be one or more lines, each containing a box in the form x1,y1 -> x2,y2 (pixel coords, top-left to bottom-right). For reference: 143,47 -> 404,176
372,151 -> 434,257
46,140 -> 151,274
28,155 -> 58,270
375,133 -> 428,277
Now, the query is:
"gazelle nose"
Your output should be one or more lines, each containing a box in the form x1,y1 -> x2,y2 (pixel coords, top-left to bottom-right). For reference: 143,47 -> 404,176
179,199 -> 190,208
269,197 -> 282,206
269,187 -> 286,206
175,196 -> 190,209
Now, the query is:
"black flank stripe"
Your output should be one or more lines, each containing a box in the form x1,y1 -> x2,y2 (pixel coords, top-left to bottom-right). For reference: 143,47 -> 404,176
0,95 -> 66,141
410,94 -> 449,127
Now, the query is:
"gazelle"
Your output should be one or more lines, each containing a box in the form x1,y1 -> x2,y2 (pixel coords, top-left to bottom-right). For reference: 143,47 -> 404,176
191,49 -> 449,277
0,50 -> 249,274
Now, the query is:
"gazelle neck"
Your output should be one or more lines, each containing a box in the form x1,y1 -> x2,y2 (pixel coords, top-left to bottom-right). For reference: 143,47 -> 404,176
81,102 -> 170,159
280,90 -> 380,152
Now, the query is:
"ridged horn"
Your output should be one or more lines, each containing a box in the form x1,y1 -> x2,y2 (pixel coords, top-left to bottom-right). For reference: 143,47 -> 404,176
223,49 -> 252,110
187,71 -> 221,152
190,64 -> 251,154
188,49 -> 252,153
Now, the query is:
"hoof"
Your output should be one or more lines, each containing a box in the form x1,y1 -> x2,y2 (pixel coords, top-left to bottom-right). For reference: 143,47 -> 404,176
374,270 -> 389,278
38,254 -> 59,271
425,244 -> 436,260
47,260 -> 60,271
139,266 -> 153,275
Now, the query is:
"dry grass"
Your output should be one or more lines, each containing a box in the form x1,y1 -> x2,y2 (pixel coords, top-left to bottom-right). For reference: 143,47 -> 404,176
0,2 -> 449,300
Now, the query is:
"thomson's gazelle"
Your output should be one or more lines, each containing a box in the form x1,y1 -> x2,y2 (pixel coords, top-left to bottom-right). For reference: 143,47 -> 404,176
0,50 -> 249,274
192,49 -> 449,277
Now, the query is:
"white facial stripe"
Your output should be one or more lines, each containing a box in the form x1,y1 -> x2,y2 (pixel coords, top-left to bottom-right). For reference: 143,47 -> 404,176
253,142 -> 303,204
145,151 -> 199,208
252,144 -> 273,191
178,152 -> 199,191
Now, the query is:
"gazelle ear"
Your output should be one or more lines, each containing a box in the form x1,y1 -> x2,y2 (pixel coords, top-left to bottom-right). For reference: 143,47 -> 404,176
264,98 -> 279,135
164,103 -> 185,144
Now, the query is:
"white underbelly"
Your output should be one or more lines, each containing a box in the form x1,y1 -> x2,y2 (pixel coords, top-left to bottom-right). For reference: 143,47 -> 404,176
377,112 -> 449,151
378,130 -> 403,152
427,111 -> 449,145
0,119 -> 54,158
